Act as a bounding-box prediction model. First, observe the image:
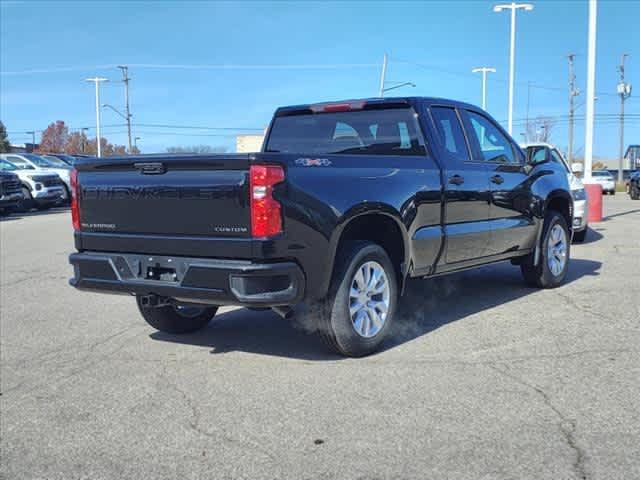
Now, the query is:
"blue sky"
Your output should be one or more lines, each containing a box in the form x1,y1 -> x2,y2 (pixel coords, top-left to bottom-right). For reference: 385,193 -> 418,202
1,0 -> 638,157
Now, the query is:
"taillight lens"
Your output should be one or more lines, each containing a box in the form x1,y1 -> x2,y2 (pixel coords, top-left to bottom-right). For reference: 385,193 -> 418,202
250,165 -> 285,237
70,168 -> 80,231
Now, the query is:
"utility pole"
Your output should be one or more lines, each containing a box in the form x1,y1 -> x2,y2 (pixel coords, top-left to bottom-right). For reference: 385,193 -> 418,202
85,77 -> 109,158
525,81 -> 531,141
471,67 -> 496,110
379,53 -> 388,98
567,53 -> 580,164
617,54 -> 632,184
117,65 -> 133,153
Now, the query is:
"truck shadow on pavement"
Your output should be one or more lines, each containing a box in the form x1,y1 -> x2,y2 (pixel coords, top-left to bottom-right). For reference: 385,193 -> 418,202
0,206 -> 69,222
150,258 -> 601,361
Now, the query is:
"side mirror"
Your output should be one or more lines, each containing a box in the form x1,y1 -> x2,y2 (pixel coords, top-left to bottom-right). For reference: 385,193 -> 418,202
571,163 -> 583,174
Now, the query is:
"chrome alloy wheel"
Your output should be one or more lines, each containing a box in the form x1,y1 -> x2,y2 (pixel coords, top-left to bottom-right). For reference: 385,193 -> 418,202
547,224 -> 568,276
349,261 -> 390,338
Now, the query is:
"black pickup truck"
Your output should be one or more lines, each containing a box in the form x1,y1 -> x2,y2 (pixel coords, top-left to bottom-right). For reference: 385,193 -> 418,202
69,97 -> 573,356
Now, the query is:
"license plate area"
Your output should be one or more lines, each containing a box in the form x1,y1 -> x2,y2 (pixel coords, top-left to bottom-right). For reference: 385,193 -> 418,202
146,265 -> 177,282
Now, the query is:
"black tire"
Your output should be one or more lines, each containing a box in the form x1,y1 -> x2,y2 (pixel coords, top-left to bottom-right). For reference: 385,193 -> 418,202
136,297 -> 218,334
17,187 -> 33,212
611,190 -> 616,195
520,210 -> 570,288
630,186 -> 639,200
572,228 -> 587,243
309,241 -> 398,357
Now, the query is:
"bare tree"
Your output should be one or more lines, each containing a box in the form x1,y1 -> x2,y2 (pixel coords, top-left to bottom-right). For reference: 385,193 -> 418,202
525,116 -> 556,143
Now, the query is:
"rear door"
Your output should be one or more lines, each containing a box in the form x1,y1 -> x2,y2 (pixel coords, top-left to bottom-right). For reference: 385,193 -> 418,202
461,109 -> 537,255
429,105 -> 491,264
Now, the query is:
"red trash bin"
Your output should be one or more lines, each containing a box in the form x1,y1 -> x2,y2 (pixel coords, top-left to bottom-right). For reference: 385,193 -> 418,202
584,182 -> 603,222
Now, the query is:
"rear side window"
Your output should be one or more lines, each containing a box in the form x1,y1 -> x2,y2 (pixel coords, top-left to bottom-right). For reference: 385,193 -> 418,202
430,107 -> 470,161
266,108 -> 426,156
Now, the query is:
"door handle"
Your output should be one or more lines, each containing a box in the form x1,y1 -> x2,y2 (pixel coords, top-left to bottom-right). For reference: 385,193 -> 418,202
449,175 -> 464,186
491,175 -> 504,185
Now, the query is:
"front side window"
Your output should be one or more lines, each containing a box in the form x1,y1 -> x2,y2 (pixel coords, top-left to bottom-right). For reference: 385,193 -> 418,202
466,111 -> 516,164
266,108 -> 426,156
430,106 -> 470,161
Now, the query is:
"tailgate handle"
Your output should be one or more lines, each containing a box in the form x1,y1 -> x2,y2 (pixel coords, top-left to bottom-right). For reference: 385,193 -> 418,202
134,162 -> 166,175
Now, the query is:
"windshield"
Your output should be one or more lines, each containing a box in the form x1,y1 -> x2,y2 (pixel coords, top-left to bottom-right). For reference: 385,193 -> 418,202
3,156 -> 35,170
593,171 -> 612,178
42,155 -> 72,169
0,160 -> 18,171
23,154 -> 57,168
266,107 -> 426,156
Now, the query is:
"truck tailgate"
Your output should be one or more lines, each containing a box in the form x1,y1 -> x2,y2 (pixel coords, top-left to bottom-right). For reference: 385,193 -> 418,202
76,155 -> 251,238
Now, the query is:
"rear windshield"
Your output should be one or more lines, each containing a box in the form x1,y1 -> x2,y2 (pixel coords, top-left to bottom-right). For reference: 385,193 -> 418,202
266,108 -> 426,156
593,171 -> 612,177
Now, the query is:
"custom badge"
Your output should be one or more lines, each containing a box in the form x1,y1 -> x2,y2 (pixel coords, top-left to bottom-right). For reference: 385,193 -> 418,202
295,158 -> 332,167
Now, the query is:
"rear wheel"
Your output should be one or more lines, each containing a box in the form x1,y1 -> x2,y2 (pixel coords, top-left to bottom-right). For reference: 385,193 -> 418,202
520,210 -> 570,288
136,297 -> 218,334
630,186 -> 639,200
309,241 -> 398,357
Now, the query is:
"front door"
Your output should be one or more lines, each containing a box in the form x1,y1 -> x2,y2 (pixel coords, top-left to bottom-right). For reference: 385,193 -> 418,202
429,106 -> 492,264
462,109 -> 537,256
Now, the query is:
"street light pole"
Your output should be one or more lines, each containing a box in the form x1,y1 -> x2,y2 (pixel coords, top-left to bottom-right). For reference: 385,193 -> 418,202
25,131 -> 35,150
493,2 -> 534,135
85,77 -> 109,158
379,53 -> 388,98
472,67 -> 496,110
583,0 -> 597,183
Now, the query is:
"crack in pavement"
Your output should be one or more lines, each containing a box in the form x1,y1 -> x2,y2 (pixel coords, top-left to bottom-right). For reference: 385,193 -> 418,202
488,363 -> 589,480
160,370 -> 279,466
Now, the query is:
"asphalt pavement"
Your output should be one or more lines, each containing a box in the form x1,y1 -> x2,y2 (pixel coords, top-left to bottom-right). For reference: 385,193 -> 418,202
1,197 -> 639,480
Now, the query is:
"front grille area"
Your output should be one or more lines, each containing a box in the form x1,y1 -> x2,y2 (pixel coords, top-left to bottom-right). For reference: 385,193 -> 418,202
0,178 -> 22,195
31,175 -> 62,187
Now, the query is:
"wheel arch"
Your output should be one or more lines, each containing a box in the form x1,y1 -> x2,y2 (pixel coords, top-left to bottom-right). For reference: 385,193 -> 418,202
321,207 -> 410,298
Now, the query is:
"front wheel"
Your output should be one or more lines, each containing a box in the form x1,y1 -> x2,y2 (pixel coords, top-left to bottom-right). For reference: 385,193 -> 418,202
630,186 -> 640,200
520,210 -> 570,288
309,241 -> 398,357
136,297 -> 218,334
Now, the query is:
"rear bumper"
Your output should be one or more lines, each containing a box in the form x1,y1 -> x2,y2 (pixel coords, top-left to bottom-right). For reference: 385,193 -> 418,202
69,251 -> 305,307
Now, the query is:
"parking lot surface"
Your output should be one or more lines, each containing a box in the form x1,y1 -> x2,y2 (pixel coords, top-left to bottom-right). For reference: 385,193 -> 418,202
1,198 -> 639,480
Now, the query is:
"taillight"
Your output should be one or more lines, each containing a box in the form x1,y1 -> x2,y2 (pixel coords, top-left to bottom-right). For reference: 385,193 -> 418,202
70,168 -> 80,231
250,165 -> 285,237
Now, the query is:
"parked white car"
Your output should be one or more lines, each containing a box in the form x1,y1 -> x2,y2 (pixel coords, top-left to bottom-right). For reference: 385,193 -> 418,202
521,142 -> 589,242
0,153 -> 71,201
591,170 -> 616,195
0,158 -> 65,210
